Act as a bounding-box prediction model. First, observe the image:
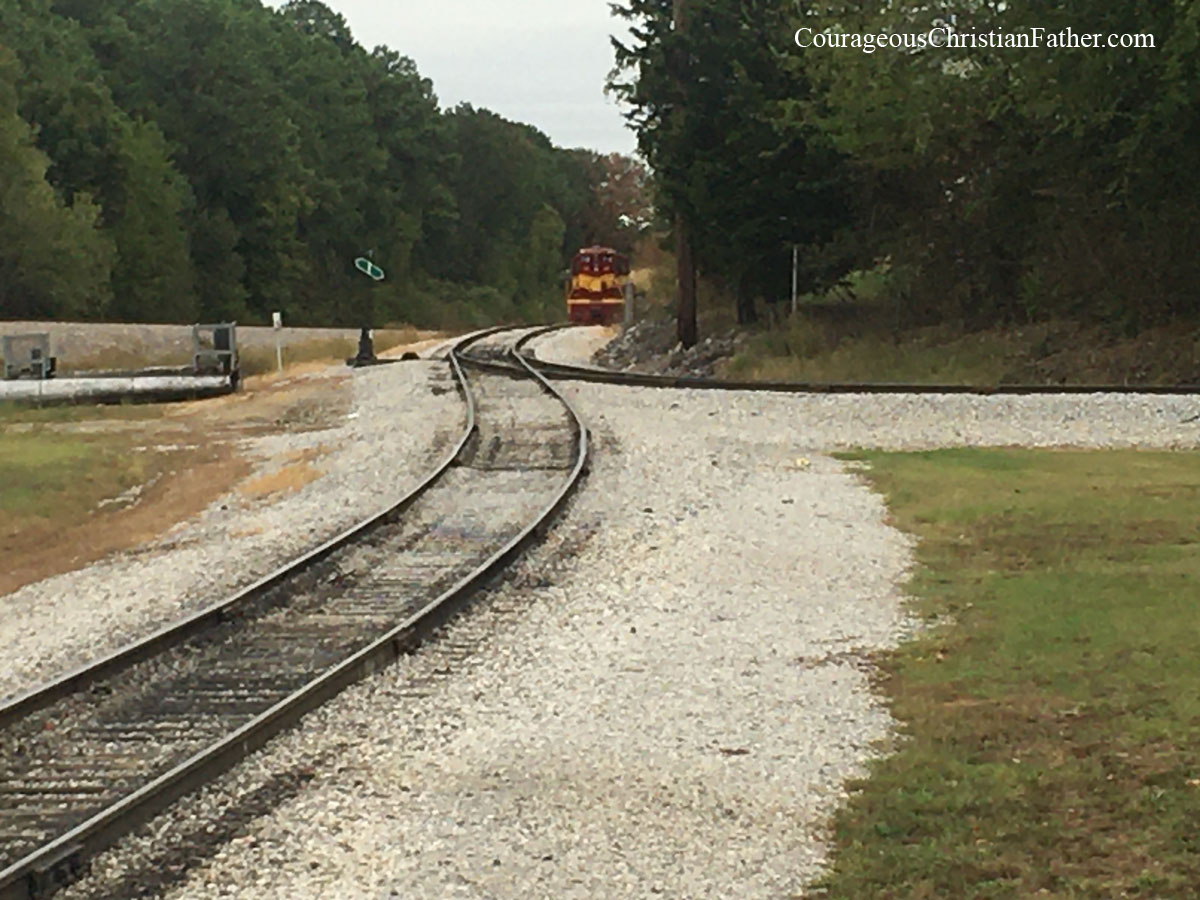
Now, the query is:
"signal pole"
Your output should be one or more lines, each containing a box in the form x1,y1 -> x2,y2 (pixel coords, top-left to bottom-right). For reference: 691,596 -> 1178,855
351,253 -> 385,367
674,0 -> 697,348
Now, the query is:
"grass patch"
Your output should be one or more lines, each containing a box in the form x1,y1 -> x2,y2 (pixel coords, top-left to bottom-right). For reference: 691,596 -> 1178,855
726,319 -> 1025,384
0,401 -> 163,425
237,447 -> 326,499
0,428 -> 156,528
237,328 -> 421,377
818,448 -> 1200,898
0,400 -> 243,596
723,310 -> 1200,386
61,344 -> 189,373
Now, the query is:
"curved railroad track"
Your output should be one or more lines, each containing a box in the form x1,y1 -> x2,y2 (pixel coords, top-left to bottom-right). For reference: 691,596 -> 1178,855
516,325 -> 1200,395
0,327 -> 588,900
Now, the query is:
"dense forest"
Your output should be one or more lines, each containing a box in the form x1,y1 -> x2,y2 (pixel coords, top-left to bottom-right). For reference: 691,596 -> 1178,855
7,0 -> 1192,339
0,0 -> 647,328
612,1 -> 1200,341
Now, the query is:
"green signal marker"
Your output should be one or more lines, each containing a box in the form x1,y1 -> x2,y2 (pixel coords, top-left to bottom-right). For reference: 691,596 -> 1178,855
355,257 -> 385,281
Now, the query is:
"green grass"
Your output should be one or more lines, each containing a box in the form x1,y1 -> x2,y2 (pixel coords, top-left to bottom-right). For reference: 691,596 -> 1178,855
721,305 -> 1200,386
817,449 -> 1200,898
725,318 -> 1028,384
0,401 -> 161,425
0,428 -> 153,523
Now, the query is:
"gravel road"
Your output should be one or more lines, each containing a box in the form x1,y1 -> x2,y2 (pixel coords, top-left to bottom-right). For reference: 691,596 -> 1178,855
30,326 -> 1200,898
0,360 -> 464,703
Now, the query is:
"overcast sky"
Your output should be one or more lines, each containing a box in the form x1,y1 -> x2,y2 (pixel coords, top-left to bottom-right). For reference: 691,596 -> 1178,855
266,0 -> 638,155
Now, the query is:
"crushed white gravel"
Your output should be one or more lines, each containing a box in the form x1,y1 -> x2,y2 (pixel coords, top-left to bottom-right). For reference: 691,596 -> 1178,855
31,326 -> 1200,898
527,325 -> 617,366
60,335 -> 917,900
0,361 -> 463,703
532,326 -> 1200,451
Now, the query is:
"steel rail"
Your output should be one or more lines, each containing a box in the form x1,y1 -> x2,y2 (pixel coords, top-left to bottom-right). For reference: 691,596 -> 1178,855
516,324 -> 1200,395
0,358 -> 473,732
0,325 -> 520,732
0,326 -> 588,900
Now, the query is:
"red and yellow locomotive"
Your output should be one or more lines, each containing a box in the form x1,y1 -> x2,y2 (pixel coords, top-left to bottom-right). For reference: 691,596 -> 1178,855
567,246 -> 629,326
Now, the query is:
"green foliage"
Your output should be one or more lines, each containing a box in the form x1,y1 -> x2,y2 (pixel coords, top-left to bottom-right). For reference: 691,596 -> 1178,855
558,149 -> 651,254
0,47 -> 113,319
613,0 -> 1200,333
612,0 -> 860,323
806,0 -> 1200,326
0,0 -> 637,328
107,119 -> 195,322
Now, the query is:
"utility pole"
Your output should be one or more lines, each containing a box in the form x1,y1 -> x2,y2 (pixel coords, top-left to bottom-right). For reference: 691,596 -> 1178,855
673,0 -> 697,348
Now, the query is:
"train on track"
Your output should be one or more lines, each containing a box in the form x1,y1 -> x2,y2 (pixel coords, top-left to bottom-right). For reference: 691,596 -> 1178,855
567,245 -> 629,326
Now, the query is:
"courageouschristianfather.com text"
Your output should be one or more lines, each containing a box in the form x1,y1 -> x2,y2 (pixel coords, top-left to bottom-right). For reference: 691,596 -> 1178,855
794,25 -> 1156,53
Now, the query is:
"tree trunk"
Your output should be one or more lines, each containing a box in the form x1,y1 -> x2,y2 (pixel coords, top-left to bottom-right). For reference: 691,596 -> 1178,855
676,218 -> 697,347
736,291 -> 757,326
734,271 -> 757,325
672,0 -> 697,349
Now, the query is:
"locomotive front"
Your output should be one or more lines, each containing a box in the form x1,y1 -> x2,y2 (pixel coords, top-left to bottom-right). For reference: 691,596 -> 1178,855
567,246 -> 628,326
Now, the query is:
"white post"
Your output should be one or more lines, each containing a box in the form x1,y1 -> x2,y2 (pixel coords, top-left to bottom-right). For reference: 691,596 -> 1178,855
791,245 -> 799,317
272,311 -> 283,372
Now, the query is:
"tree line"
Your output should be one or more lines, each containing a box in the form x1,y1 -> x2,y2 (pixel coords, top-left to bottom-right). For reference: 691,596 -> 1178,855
611,0 -> 1200,343
0,0 -> 648,328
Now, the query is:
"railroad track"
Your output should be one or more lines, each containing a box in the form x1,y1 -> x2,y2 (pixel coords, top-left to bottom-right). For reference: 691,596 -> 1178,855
0,327 -> 587,900
515,326 -> 1200,395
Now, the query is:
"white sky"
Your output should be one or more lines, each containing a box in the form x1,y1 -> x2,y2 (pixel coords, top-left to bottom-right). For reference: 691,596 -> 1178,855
266,0 -> 638,154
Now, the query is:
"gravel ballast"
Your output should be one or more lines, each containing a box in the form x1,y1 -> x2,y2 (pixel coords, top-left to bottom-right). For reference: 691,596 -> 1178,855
32,326 -> 1200,898
533,326 -> 1200,451
0,360 -> 463,703
58,336 -> 917,900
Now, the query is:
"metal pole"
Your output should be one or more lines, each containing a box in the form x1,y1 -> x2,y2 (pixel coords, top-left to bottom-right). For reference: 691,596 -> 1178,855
272,312 -> 283,373
791,245 -> 798,317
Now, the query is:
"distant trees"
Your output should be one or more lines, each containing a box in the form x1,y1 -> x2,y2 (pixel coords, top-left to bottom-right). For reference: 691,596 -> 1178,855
612,0 -> 860,334
563,150 -> 652,255
0,0 -> 645,327
0,46 -> 113,320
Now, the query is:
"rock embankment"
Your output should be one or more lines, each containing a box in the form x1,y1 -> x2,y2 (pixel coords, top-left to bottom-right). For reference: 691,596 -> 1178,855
592,316 -> 746,377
